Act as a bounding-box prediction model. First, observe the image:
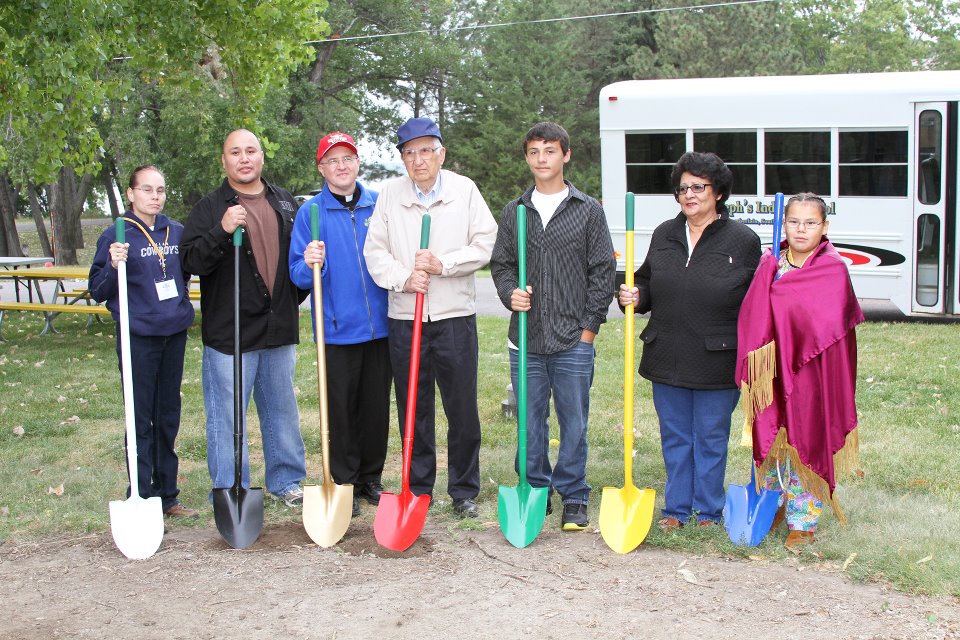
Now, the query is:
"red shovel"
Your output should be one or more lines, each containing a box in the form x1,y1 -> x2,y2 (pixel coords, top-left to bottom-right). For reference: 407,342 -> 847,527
374,214 -> 432,551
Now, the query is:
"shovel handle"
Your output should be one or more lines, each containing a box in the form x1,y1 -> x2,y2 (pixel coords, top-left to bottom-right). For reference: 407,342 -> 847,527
115,217 -> 141,497
233,226 -> 243,490
516,205 -> 528,486
400,215 -> 431,493
623,193 -> 635,483
309,203 -> 334,483
772,193 -> 784,253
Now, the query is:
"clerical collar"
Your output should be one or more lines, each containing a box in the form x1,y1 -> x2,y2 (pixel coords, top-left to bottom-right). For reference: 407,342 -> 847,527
331,185 -> 361,211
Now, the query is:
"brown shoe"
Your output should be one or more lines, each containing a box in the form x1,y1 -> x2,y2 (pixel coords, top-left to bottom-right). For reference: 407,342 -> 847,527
657,516 -> 683,532
784,529 -> 814,553
697,519 -> 717,528
164,503 -> 199,518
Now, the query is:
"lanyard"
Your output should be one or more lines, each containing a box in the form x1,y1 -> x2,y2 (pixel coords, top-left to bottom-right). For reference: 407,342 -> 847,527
125,217 -> 170,279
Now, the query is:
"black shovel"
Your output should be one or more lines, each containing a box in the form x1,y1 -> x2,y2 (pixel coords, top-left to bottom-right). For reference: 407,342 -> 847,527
213,227 -> 264,549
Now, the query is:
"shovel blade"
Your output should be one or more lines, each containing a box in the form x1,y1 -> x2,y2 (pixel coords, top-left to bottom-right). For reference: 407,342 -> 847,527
723,483 -> 780,547
109,495 -> 164,560
213,486 -> 265,549
373,490 -> 431,551
302,482 -> 353,548
497,483 -> 548,548
598,485 -> 656,554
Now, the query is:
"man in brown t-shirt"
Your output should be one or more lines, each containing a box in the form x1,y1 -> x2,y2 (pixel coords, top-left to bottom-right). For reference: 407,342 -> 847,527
181,129 -> 307,508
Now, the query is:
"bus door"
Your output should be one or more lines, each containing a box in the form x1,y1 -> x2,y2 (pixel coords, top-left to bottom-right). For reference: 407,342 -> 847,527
913,102 -> 957,315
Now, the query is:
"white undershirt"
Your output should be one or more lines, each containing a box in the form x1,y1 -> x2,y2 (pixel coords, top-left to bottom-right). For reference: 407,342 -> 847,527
531,187 -> 568,228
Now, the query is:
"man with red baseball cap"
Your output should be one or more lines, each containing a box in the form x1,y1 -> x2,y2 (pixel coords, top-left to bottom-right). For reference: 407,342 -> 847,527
289,131 -> 391,518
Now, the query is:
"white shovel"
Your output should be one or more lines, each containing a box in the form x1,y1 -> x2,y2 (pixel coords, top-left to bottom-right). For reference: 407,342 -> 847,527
108,217 -> 164,559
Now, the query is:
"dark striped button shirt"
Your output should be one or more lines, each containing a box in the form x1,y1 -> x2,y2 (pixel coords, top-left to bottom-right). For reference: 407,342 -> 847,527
491,182 -> 616,355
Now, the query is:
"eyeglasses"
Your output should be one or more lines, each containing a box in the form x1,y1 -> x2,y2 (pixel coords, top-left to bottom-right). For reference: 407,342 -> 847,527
675,183 -> 711,196
319,155 -> 359,168
133,186 -> 166,196
785,219 -> 824,229
401,145 -> 442,162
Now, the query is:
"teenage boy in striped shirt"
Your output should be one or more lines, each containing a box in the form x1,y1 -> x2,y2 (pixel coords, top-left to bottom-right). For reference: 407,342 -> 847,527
490,122 -> 616,530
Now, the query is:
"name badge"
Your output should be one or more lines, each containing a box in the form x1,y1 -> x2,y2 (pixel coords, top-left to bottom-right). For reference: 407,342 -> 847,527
156,278 -> 178,301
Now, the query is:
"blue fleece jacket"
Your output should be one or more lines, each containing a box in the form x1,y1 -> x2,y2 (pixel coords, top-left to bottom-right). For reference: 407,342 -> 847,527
289,182 -> 388,344
89,212 -> 195,336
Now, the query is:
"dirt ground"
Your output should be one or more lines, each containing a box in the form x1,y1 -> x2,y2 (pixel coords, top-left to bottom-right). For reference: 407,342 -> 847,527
1,515 -> 959,640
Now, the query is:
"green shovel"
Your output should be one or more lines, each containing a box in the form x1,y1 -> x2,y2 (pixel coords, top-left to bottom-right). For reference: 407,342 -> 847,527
498,204 -> 548,548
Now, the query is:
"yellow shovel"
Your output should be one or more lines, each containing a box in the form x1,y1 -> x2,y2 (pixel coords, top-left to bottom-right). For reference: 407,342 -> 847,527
302,204 -> 353,547
599,192 -> 656,554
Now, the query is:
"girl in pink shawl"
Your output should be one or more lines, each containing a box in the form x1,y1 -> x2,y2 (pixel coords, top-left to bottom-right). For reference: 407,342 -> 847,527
736,193 -> 864,553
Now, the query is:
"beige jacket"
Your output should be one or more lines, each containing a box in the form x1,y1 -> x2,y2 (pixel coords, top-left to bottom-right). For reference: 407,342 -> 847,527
363,170 -> 498,321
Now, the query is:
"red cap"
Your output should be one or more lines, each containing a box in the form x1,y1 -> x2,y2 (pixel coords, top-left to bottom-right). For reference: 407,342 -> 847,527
317,132 -> 359,162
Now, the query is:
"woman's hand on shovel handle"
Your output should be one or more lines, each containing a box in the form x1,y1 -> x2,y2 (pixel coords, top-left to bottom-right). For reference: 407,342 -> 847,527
109,242 -> 129,269
304,240 -> 325,268
403,269 -> 430,294
618,283 -> 640,307
511,286 -> 533,312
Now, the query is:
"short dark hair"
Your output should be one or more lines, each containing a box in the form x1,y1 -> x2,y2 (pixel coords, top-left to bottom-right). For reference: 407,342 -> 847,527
671,152 -> 733,214
523,122 -> 570,155
785,192 -> 828,221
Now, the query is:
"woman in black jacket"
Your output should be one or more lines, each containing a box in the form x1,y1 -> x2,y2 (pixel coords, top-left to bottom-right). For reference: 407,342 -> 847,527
619,152 -> 760,530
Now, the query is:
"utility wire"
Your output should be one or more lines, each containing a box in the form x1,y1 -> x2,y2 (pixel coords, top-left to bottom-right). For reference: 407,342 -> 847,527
305,0 -> 779,45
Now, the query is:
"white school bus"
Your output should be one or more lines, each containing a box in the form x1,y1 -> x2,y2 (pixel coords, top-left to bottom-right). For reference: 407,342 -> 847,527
599,71 -> 960,317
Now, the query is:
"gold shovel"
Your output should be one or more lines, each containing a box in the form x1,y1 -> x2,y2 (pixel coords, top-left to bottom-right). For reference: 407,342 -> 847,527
302,204 -> 353,547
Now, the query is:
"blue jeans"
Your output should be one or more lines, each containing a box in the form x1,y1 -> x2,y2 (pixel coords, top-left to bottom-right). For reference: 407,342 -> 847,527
509,341 -> 595,504
652,383 -> 739,523
202,344 -> 306,496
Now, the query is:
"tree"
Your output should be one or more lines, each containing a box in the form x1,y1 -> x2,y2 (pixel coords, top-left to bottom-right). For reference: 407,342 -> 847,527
0,0 -> 328,260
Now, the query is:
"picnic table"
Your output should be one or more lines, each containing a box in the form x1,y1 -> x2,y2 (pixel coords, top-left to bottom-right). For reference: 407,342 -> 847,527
0,256 -> 55,301
0,265 -> 107,340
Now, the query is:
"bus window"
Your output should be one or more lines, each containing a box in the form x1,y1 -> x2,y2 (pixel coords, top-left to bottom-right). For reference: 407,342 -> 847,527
626,132 -> 684,194
915,214 -> 940,306
764,131 -> 830,195
917,111 -> 942,205
839,130 -> 908,197
694,131 -> 758,194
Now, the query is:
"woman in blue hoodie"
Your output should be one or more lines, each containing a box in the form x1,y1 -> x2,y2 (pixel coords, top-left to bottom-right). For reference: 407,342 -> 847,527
89,165 -> 197,518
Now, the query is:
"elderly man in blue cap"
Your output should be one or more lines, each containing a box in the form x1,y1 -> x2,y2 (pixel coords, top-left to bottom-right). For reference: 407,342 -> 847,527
363,117 -> 497,518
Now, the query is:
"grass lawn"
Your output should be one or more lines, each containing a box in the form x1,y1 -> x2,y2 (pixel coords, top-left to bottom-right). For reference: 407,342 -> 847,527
0,306 -> 957,597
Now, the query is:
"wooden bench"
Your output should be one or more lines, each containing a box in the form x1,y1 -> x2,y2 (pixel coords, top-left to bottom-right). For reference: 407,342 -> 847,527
56,289 -> 201,301
0,301 -> 111,341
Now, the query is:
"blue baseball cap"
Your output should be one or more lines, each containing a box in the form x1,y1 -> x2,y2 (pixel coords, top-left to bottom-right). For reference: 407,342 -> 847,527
396,117 -> 443,150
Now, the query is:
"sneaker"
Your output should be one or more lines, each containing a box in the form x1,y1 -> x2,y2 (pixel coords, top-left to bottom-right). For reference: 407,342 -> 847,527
164,502 -> 199,518
272,486 -> 304,507
358,481 -> 385,505
352,496 -> 361,518
561,503 -> 589,531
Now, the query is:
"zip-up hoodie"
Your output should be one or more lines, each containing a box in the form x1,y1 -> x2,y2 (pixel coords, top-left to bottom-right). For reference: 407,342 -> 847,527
89,212 -> 195,336
288,182 -> 388,344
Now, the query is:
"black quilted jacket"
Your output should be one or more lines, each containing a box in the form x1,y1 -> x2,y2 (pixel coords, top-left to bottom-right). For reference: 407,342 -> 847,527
634,211 -> 761,390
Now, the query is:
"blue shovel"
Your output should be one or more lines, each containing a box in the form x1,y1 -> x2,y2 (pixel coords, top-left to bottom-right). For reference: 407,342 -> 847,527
722,192 -> 785,547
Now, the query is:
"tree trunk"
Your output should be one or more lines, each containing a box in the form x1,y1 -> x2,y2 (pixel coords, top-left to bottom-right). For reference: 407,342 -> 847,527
103,166 -> 121,220
47,167 -> 94,265
27,182 -> 53,258
0,171 -> 23,257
